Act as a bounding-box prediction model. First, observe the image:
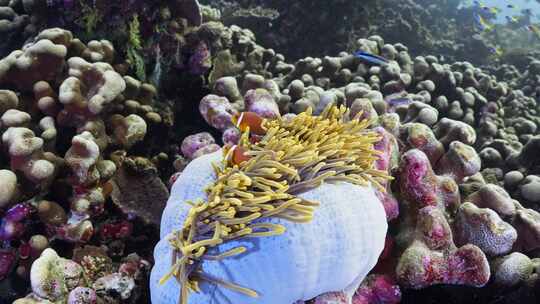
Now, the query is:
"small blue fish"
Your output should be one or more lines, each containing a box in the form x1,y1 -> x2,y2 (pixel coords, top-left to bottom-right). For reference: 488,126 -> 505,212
354,51 -> 389,66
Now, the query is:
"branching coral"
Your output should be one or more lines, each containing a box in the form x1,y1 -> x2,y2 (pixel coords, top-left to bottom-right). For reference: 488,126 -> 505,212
162,105 -> 390,303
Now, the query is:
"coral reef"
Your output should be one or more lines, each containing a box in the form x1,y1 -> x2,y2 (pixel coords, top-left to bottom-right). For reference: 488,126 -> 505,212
1,1 -> 540,304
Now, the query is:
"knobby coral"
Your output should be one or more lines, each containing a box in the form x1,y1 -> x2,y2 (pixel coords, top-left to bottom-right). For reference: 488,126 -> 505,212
161,105 -> 390,303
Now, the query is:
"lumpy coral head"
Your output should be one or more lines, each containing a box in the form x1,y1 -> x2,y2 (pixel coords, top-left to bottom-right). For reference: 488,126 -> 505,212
151,150 -> 388,304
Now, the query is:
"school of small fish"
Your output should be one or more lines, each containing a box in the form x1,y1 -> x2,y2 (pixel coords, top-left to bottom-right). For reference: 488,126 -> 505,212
466,1 -> 540,58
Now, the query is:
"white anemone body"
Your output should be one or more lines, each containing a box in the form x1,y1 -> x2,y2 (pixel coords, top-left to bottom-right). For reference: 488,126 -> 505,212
150,150 -> 388,304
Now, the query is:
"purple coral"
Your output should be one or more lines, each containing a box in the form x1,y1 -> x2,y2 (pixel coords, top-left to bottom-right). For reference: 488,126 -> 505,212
222,127 -> 240,146
244,88 -> 281,119
199,94 -> 238,131
180,132 -> 220,160
188,41 -> 211,75
0,203 -> 33,241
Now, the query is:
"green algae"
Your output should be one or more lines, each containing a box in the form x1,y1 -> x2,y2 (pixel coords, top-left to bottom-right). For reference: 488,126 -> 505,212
127,14 -> 146,81
77,1 -> 102,36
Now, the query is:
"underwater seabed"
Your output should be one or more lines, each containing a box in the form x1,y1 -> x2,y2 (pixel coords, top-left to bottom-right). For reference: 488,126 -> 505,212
0,0 -> 539,303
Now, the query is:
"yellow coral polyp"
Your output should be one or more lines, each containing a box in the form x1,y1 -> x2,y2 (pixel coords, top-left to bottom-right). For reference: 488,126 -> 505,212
163,104 -> 391,304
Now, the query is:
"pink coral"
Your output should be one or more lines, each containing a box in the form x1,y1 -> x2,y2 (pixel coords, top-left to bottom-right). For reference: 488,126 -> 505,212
397,149 -> 460,211
353,274 -> 401,304
396,206 -> 490,288
373,127 -> 400,221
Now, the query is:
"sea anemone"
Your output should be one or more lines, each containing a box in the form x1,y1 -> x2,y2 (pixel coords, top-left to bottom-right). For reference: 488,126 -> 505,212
152,105 -> 391,304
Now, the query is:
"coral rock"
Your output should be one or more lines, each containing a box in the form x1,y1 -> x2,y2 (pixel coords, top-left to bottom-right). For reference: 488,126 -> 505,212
64,132 -> 100,185
199,94 -> 238,130
491,252 -> 534,287
67,287 -> 97,304
59,57 -> 126,123
0,37 -> 67,90
244,88 -> 280,119
2,127 -> 55,183
111,114 -> 147,148
433,118 -> 476,147
30,248 -> 83,302
466,184 -> 516,219
0,169 -> 17,208
92,273 -> 135,300
111,166 -> 169,226
454,202 -> 517,257
180,132 -> 218,160
435,141 -> 481,183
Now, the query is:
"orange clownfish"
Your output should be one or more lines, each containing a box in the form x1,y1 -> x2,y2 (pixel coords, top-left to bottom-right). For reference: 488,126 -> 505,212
223,144 -> 251,166
231,112 -> 266,135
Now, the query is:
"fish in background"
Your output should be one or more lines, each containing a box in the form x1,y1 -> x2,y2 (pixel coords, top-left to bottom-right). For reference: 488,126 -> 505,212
527,24 -> 540,39
482,6 -> 500,14
487,45 -> 503,57
353,51 -> 389,66
474,0 -> 500,14
506,15 -> 519,23
474,12 -> 493,31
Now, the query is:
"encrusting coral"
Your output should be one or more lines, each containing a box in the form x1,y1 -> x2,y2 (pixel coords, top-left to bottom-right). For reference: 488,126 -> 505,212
157,104 -> 391,303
